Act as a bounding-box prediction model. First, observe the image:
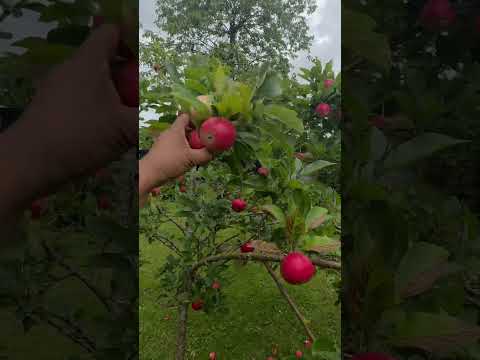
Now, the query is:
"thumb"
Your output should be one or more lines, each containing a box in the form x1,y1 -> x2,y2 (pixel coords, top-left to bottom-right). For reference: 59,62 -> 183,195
190,148 -> 213,166
78,24 -> 121,63
172,113 -> 191,131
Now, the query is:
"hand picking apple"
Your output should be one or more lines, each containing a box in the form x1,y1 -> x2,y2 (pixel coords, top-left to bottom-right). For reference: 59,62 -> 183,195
0,24 -> 137,228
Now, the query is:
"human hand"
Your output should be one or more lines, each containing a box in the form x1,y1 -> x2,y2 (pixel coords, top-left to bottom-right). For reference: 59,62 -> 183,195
139,113 -> 212,196
0,24 -> 137,215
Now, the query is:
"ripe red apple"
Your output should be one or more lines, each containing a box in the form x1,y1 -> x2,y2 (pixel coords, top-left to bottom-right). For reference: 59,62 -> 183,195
30,198 -> 48,219
369,115 -> 386,129
352,353 -> 396,360
97,194 -> 111,210
199,117 -> 236,152
304,339 -> 313,349
419,0 -> 456,30
324,79 -> 334,88
179,185 -> 187,193
113,59 -> 139,107
212,281 -> 221,290
151,187 -> 161,197
315,103 -> 331,117
295,350 -> 303,358
209,352 -> 216,360
266,357 -> 274,360
280,252 -> 316,285
240,242 -> 255,253
188,130 -> 205,149
191,299 -> 204,311
257,167 -> 270,177
231,198 -> 247,212
92,15 -> 105,28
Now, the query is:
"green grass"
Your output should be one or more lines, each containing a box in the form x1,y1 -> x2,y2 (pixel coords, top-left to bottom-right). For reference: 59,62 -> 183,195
139,237 -> 340,360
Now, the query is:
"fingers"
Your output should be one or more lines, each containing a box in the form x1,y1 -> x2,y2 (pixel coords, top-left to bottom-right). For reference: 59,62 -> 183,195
172,113 -> 191,131
190,148 -> 213,166
78,24 -> 121,63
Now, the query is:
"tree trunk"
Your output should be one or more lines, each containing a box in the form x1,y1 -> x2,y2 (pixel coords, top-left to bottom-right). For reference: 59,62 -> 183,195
175,272 -> 192,360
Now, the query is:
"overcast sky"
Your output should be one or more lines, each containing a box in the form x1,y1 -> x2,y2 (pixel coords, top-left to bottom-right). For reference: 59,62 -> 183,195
140,0 -> 340,74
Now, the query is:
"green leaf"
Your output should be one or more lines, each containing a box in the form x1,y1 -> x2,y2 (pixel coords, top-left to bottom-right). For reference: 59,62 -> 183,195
384,133 -> 468,170
388,312 -> 480,353
306,207 -> 329,230
342,7 -> 391,71
260,205 -> 286,227
255,72 -> 283,99
264,104 -> 303,133
300,160 -> 335,177
171,84 -> 211,126
302,235 -> 339,255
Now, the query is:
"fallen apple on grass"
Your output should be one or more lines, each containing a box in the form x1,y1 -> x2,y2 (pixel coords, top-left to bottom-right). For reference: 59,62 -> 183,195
191,299 -> 204,311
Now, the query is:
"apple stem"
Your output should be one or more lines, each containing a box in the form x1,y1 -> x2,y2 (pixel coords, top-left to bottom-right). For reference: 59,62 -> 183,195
264,262 -> 316,342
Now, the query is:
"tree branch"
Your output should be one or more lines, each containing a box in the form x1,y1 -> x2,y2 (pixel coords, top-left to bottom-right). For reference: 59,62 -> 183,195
264,262 -> 316,341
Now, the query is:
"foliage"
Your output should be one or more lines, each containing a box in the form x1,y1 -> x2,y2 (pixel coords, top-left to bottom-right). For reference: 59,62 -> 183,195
154,0 -> 317,76
342,1 -> 480,358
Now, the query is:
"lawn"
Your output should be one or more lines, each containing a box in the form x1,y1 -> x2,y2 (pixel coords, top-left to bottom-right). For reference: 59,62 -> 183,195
139,235 -> 340,359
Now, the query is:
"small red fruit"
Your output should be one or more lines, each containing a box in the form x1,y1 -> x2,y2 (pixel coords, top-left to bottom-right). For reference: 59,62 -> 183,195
231,198 -> 247,212
295,350 -> 303,358
294,152 -> 305,160
30,198 -> 48,219
212,281 -> 221,289
257,167 -> 270,177
209,352 -> 216,360
92,15 -> 104,28
199,117 -> 236,152
280,252 -> 316,285
97,194 -> 111,210
304,339 -> 313,348
240,242 -> 255,253
151,187 -> 161,197
324,79 -> 334,88
113,59 -> 139,107
315,103 -> 331,117
191,299 -> 204,311
177,175 -> 185,184
419,0 -> 456,30
188,130 -> 205,149
266,357 -> 274,360
153,63 -> 161,72
352,353 -> 396,360
369,115 -> 386,129
179,185 -> 187,193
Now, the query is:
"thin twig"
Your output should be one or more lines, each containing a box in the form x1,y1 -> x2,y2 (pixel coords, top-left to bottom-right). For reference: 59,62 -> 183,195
264,262 -> 316,341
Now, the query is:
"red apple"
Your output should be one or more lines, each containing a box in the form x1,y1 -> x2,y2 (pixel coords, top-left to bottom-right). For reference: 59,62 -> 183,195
352,353 -> 396,360
295,350 -> 303,358
113,59 -> 139,107
257,167 -> 270,177
231,198 -> 247,212
92,15 -> 105,28
191,299 -> 204,311
419,0 -> 456,30
212,281 -> 221,290
179,185 -> 187,193
240,242 -> 255,253
188,130 -> 205,149
304,339 -> 313,349
30,198 -> 48,219
97,194 -> 111,210
369,115 -> 386,129
315,103 -> 331,117
151,187 -> 161,197
266,357 -> 274,360
209,352 -> 216,360
281,252 -> 316,285
199,117 -> 236,152
324,79 -> 334,88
